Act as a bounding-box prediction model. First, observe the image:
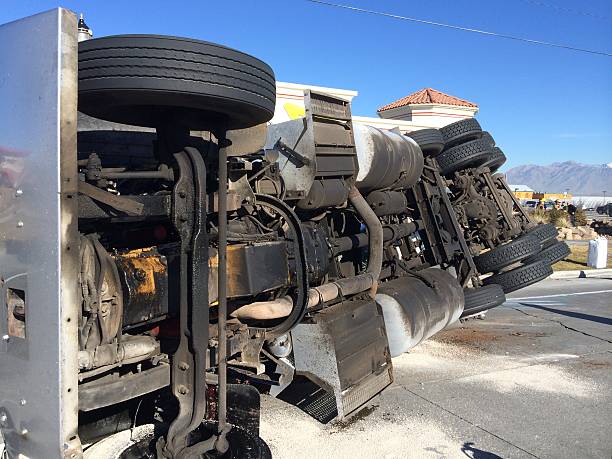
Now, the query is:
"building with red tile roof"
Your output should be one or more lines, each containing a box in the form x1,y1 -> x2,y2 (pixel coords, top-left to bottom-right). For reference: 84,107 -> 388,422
272,83 -> 479,133
378,88 -> 477,112
375,88 -> 479,129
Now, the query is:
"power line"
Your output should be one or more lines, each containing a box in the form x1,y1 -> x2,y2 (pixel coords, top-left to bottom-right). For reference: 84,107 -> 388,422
306,0 -> 612,57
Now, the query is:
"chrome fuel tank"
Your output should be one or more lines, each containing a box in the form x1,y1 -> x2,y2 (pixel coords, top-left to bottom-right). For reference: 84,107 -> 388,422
376,268 -> 464,357
353,123 -> 424,192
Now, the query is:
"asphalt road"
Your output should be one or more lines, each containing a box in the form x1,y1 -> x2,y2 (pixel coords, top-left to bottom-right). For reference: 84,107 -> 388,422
260,277 -> 612,459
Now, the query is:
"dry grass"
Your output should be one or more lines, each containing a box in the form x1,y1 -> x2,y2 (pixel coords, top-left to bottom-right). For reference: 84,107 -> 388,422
530,209 -> 548,224
528,208 -> 571,227
555,215 -> 570,228
553,242 -> 612,271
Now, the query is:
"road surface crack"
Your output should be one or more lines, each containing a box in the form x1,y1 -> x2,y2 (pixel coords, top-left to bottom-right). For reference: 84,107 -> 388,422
512,306 -> 612,344
404,387 -> 541,458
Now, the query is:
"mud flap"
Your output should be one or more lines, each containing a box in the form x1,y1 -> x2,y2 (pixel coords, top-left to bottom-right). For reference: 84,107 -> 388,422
278,298 -> 393,423
206,384 -> 262,437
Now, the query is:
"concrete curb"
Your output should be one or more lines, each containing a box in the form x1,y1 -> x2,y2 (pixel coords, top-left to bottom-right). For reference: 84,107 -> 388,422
550,268 -> 612,279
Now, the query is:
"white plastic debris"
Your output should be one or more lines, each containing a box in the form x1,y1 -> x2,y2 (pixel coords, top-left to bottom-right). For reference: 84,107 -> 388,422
587,237 -> 608,269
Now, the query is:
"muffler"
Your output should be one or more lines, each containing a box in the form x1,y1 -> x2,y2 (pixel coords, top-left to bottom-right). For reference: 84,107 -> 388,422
376,268 -> 464,357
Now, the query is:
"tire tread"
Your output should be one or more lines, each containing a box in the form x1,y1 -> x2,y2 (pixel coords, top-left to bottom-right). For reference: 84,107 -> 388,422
484,260 -> 553,293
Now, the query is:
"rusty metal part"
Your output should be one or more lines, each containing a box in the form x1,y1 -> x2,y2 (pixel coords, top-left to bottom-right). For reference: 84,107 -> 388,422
431,163 -> 479,286
163,143 -> 211,457
78,180 -> 145,216
100,164 -> 174,181
6,288 -> 26,338
79,362 -> 170,412
208,241 -> 289,302
217,139 -> 230,436
79,235 -> 123,350
77,334 -> 159,370
113,247 -> 169,327
493,172 -> 532,224
209,190 -> 244,213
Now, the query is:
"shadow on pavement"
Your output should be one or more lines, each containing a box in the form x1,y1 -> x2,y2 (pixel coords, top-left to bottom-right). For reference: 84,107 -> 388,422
519,302 -> 612,326
461,442 -> 503,459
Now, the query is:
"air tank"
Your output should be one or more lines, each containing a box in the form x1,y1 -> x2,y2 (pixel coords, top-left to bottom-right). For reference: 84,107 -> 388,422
353,123 -> 424,192
376,268 -> 464,358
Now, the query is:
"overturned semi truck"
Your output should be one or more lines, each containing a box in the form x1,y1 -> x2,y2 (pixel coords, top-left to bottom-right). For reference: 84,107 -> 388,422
0,9 -> 569,458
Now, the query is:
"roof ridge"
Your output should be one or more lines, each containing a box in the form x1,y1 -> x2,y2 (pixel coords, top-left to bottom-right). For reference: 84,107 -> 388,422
378,87 -> 477,112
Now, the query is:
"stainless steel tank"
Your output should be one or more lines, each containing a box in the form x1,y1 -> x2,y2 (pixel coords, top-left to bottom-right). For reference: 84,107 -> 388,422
376,268 -> 464,357
353,123 -> 424,192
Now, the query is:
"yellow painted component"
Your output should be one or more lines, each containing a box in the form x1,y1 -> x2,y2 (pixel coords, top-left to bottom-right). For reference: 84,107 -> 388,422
284,102 -> 305,120
208,244 -> 244,269
116,248 -> 166,295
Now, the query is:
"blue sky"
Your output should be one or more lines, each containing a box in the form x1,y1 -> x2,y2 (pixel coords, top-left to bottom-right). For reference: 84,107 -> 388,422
2,0 -> 611,169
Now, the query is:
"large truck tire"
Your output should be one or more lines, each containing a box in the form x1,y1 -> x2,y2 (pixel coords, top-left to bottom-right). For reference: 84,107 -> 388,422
83,425 -> 156,459
524,223 -> 558,246
78,35 -> 276,130
524,240 -> 571,266
480,131 -> 495,147
440,118 -> 483,149
405,128 -> 445,157
484,259 -> 553,293
481,147 -> 506,172
84,424 -> 272,459
474,235 -> 541,274
436,138 -> 493,176
461,284 -> 506,318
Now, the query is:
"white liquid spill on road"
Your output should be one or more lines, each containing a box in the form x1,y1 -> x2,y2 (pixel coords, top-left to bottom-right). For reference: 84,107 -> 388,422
261,306 -> 605,458
396,340 -> 598,399
260,395 -> 467,459
459,362 -> 599,398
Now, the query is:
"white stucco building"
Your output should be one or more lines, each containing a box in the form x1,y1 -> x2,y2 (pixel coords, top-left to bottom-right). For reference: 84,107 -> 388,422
272,82 -> 479,132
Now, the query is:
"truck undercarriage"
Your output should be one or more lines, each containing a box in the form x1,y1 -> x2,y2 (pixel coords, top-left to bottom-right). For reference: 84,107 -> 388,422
0,9 -> 568,458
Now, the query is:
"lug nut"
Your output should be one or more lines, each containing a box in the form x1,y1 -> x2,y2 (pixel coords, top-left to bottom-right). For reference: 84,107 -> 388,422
177,385 -> 189,395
